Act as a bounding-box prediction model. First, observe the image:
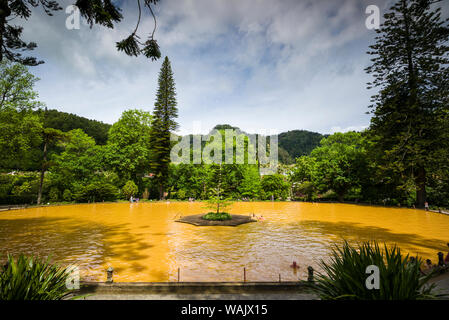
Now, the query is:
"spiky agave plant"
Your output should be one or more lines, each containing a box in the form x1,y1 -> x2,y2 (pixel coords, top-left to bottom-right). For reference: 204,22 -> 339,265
0,254 -> 75,300
313,241 -> 440,300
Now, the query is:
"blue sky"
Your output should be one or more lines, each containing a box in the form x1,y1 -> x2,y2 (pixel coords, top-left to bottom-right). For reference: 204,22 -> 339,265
15,0 -> 448,135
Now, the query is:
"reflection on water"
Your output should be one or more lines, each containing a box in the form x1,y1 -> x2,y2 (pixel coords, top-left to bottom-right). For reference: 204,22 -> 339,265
0,202 -> 448,282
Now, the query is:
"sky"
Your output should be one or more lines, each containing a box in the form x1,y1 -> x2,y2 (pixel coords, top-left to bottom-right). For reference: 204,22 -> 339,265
15,0 -> 448,135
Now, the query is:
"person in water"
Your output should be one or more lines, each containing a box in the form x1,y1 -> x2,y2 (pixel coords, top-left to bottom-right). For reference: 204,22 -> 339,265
258,215 -> 265,221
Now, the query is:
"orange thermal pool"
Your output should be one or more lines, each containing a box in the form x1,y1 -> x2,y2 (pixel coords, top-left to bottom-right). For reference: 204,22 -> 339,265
0,202 -> 448,282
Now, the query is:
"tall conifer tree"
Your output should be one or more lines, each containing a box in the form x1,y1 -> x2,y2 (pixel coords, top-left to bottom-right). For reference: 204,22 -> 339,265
150,56 -> 178,199
366,0 -> 449,207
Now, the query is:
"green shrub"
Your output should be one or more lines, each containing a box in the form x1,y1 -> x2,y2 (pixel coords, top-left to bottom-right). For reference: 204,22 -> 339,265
260,174 -> 290,200
202,212 -> 232,221
122,180 -> 138,199
0,173 -> 40,204
293,181 -> 316,201
49,187 -> 60,202
62,189 -> 72,202
0,254 -> 74,300
319,189 -> 338,201
176,189 -> 186,200
73,181 -> 118,202
313,241 -> 439,300
142,188 -> 150,200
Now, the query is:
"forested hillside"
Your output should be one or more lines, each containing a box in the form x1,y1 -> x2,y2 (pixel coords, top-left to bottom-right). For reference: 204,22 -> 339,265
38,109 -> 111,145
278,130 -> 325,161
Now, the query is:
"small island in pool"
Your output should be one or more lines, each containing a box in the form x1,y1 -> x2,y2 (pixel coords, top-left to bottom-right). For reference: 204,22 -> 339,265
175,214 -> 256,226
176,180 -> 258,226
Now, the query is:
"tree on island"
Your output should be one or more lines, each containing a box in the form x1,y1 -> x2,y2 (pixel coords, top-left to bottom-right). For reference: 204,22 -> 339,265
0,0 -> 161,65
203,164 -> 233,220
150,56 -> 178,200
365,0 -> 449,207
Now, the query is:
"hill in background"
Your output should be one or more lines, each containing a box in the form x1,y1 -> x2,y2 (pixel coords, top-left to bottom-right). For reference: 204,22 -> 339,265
278,130 -> 326,163
40,111 -> 324,163
39,109 -> 111,145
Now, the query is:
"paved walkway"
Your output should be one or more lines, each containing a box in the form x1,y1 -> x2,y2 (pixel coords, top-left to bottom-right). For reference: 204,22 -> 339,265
74,272 -> 449,300
78,292 -> 317,300
430,272 -> 449,299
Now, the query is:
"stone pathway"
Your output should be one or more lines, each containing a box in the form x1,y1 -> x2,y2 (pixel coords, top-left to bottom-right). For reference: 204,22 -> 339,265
78,292 -> 318,300
430,272 -> 449,299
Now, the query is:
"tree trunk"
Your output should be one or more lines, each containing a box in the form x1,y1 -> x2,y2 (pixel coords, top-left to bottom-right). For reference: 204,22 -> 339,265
0,0 -> 11,62
416,166 -> 426,208
159,183 -> 164,200
337,193 -> 344,203
37,141 -> 48,205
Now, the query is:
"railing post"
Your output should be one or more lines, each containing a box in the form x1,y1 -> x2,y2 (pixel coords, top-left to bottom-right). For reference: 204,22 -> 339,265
438,252 -> 444,266
307,266 -> 314,282
106,267 -> 114,283
279,273 -> 281,282
243,267 -> 246,282
178,267 -> 180,282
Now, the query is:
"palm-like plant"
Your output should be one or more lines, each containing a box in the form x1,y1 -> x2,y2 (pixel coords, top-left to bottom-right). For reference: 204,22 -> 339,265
0,254 -> 75,300
313,241 -> 441,300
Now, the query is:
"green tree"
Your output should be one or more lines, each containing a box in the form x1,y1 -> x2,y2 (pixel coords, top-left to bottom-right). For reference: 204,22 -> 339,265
37,127 -> 66,205
260,174 -> 290,200
0,60 -> 43,169
51,129 -> 103,188
204,164 -> 233,216
105,109 -> 152,186
150,56 -> 178,199
0,0 -> 161,65
365,0 -> 449,207
290,156 -> 316,184
0,60 -> 41,110
171,164 -> 213,200
311,132 -> 368,202
238,165 -> 261,199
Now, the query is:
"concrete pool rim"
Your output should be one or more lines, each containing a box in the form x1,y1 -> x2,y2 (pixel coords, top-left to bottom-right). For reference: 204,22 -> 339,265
175,214 -> 257,226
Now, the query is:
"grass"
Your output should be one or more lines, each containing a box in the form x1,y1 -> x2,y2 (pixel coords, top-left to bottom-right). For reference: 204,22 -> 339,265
312,240 -> 442,300
202,212 -> 232,221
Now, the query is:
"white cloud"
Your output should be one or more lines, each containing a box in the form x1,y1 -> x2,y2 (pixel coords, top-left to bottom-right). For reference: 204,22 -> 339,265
11,0 -> 411,135
330,125 -> 368,134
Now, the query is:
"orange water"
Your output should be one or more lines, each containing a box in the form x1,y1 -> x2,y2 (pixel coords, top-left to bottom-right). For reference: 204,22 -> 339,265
0,202 -> 448,282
